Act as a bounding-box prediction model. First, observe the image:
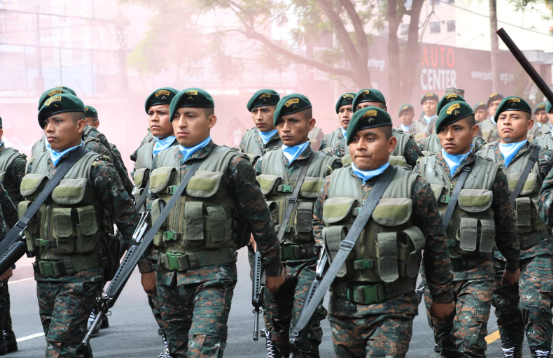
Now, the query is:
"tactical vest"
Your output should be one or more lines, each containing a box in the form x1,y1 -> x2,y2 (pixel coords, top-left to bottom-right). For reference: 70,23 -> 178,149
241,128 -> 281,164
414,119 -> 428,141
322,167 -> 422,304
323,129 -> 343,150
480,119 -> 498,142
0,146 -> 25,205
256,149 -> 334,261
341,129 -> 409,168
419,155 -> 499,270
149,146 -> 239,272
132,140 -> 156,207
534,132 -> 553,151
479,143 -> 548,249
420,134 -> 483,156
20,151 -> 108,277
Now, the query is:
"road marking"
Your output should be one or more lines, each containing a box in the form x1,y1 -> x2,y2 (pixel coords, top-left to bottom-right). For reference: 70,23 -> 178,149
17,332 -> 44,342
8,277 -> 33,284
486,330 -> 501,344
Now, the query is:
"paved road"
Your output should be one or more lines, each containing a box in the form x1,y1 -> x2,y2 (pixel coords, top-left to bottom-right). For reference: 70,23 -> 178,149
6,249 -> 532,357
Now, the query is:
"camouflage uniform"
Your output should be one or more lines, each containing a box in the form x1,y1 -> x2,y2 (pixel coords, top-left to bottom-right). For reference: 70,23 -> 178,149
413,117 -> 431,141
239,127 -> 282,158
415,152 -> 520,357
479,118 -> 499,143
141,142 -> 282,358
393,123 -> 418,137
254,145 -> 342,357
312,166 -> 454,358
130,130 -> 155,162
419,134 -> 486,155
25,151 -> 139,358
533,130 -> 553,151
319,128 -> 345,153
477,142 -> 553,355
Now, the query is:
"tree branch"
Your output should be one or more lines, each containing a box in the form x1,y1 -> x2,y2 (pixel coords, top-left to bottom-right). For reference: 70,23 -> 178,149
339,0 -> 369,60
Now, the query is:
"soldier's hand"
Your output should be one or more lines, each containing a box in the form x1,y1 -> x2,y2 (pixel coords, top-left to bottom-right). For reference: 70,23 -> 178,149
248,235 -> 257,252
265,272 -> 285,294
501,268 -> 521,286
429,301 -> 455,321
141,271 -> 157,294
0,268 -> 12,282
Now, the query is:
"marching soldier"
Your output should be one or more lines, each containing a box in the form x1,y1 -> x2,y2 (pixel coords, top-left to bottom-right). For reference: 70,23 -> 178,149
477,96 -> 553,358
417,101 -> 520,357
480,93 -> 504,142
394,103 -> 418,135
139,88 -> 285,358
528,103 -> 547,141
312,106 -> 454,357
26,93 -> 139,357
474,102 -> 488,124
255,94 -> 341,357
319,92 -> 355,155
418,92 -> 440,139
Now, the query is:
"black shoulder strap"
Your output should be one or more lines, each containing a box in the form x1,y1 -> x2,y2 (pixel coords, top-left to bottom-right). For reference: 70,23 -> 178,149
290,165 -> 397,338
442,164 -> 472,229
510,145 -> 540,207
0,146 -> 89,253
276,154 -> 314,241
135,184 -> 150,210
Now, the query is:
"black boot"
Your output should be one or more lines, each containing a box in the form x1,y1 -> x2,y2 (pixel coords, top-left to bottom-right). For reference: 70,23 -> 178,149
3,330 -> 16,353
0,335 -> 8,356
100,314 -> 109,329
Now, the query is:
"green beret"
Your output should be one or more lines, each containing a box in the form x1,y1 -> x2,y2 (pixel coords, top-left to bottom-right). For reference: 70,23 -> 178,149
145,87 -> 179,113
487,93 -> 504,108
335,92 -> 356,114
352,89 -> 386,113
273,94 -> 312,126
435,101 -> 474,132
38,87 -> 75,110
495,96 -> 532,119
534,102 -> 546,114
445,87 -> 465,97
346,106 -> 392,145
546,102 -> 553,114
247,89 -> 280,112
473,102 -> 487,112
437,93 -> 466,115
420,92 -> 439,105
84,105 -> 98,118
169,88 -> 215,122
398,104 -> 414,116
38,94 -> 85,129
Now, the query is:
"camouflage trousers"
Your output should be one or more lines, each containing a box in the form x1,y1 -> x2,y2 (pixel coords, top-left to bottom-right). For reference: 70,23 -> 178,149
493,255 -> 553,353
263,260 -> 327,358
157,276 -> 236,358
148,291 -> 164,332
37,280 -> 101,358
425,279 -> 493,358
0,283 -> 13,334
328,293 -> 414,358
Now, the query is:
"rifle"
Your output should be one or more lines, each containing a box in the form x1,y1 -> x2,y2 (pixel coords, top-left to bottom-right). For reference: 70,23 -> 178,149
288,247 -> 328,358
252,250 -> 265,341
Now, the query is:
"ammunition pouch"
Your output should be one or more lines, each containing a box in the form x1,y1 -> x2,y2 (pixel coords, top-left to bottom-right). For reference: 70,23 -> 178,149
34,251 -> 104,278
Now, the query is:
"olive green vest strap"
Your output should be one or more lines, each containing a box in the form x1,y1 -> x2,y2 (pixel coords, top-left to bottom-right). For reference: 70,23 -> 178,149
510,145 -> 540,207
159,247 -> 236,271
442,165 -> 472,229
35,250 -> 103,277
332,277 -> 416,305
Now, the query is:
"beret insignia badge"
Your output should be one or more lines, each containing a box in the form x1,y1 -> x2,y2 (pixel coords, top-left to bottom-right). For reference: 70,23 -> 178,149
285,98 -> 300,107
446,103 -> 461,114
45,95 -> 62,106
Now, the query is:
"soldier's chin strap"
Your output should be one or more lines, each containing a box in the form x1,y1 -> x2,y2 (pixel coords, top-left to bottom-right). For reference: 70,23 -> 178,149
442,164 -> 473,230
289,164 -> 397,346
510,145 -> 540,207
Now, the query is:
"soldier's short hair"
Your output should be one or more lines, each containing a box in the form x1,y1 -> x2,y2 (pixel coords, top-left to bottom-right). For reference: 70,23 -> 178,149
70,112 -> 85,123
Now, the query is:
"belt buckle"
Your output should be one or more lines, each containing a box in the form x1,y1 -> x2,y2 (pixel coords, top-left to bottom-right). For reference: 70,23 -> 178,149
440,195 -> 451,204
362,284 -> 382,304
41,261 -> 55,278
282,245 -> 298,261
36,239 -> 48,248
166,185 -> 178,195
166,253 -> 182,271
281,184 -> 292,193
164,231 -> 177,241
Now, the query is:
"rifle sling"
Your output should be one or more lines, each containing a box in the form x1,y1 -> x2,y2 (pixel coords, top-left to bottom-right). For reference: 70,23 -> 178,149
442,164 -> 472,230
510,145 -> 540,207
290,165 -> 397,339
276,154 -> 314,241
135,183 -> 150,210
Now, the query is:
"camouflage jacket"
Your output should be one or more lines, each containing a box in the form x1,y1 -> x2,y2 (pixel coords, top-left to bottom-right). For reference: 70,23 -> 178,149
0,182 -> 18,241
130,130 -> 155,162
313,166 -> 454,310
393,123 -> 418,136
479,118 -> 500,143
254,144 -> 342,176
239,127 -> 282,155
477,141 -> 553,259
142,141 -> 282,284
319,128 -> 345,152
414,152 -> 520,281
539,165 -> 553,231
0,143 -> 26,204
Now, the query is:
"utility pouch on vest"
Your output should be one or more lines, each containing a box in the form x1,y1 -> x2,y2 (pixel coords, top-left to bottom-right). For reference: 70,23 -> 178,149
20,174 -> 49,201
507,172 -> 538,197
19,201 -> 39,254
429,184 -> 448,204
376,232 -> 398,283
245,153 -> 260,165
341,155 -> 352,167
184,201 -> 203,246
257,174 -> 283,196
52,178 -> 94,205
457,189 -> 495,255
150,167 -> 177,194
133,168 -> 150,190
299,178 -> 323,199
389,156 -> 407,168
150,199 -> 166,246
398,227 -> 425,278
266,201 -> 279,224
323,226 -> 350,278
53,207 -> 75,253
515,197 -> 532,232
294,201 -> 313,242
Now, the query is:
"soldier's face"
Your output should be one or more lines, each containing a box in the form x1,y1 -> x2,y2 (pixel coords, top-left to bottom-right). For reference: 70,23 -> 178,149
437,118 -> 478,155
148,104 -> 173,139
349,127 -> 397,171
276,111 -> 315,147
84,117 -> 99,128
337,105 -> 353,129
172,107 -> 216,147
356,102 -> 386,112
250,106 -> 276,132
488,100 -> 502,117
43,112 -> 85,151
399,111 -> 415,126
423,100 -> 437,116
474,109 -> 487,122
496,110 -> 533,144
535,111 -> 548,124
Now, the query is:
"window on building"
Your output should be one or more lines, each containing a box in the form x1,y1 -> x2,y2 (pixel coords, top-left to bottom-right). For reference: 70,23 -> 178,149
400,24 -> 409,36
430,22 -> 441,34
447,20 -> 456,32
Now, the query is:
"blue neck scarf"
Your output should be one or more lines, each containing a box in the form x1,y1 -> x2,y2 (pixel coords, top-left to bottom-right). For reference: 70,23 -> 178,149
424,115 -> 437,124
341,128 -> 347,137
400,124 -> 410,132
282,141 -> 310,165
178,136 -> 212,163
153,136 -> 176,157
258,129 -> 278,145
538,122 -> 543,128
499,139 -> 527,167
351,162 -> 390,183
47,141 -> 84,167
441,148 -> 470,177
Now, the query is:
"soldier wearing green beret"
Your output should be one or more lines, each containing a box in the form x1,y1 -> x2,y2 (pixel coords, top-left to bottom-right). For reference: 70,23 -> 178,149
239,89 -> 283,164
473,102 -> 488,124
415,101 -> 520,358
533,102 -> 553,151
254,93 -> 341,357
319,92 -> 355,156
414,92 -> 440,140
528,103 -> 548,142
25,93 -> 140,358
311,106 -> 454,357
139,87 -> 284,358
479,93 -> 504,143
393,103 -> 417,135
477,96 -> 553,358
